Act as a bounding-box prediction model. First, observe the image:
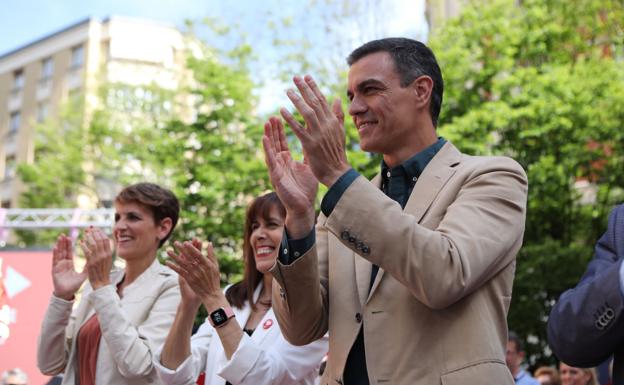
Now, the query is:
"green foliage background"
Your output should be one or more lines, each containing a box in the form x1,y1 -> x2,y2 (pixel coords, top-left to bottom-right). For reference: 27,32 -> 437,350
431,0 -> 624,367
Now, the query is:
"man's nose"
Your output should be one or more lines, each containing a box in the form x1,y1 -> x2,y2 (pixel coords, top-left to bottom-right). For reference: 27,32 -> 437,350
348,96 -> 366,116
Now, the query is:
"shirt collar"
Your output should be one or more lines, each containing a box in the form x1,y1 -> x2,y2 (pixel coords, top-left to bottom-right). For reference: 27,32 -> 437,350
381,137 -> 446,181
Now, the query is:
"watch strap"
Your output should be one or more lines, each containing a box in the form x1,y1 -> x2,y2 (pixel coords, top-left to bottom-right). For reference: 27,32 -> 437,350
209,306 -> 235,328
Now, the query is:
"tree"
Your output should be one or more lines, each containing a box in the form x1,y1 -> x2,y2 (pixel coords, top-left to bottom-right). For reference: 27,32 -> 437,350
430,0 -> 624,366
152,35 -> 270,285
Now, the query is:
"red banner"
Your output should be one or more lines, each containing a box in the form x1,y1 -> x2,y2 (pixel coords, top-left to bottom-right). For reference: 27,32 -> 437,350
0,251 -> 54,385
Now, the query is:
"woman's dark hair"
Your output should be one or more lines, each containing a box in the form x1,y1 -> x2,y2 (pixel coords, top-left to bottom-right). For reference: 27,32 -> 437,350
225,192 -> 285,310
115,182 -> 180,248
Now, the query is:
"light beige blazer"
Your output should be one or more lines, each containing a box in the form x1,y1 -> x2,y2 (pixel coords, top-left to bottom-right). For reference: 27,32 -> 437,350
37,259 -> 181,385
270,142 -> 528,385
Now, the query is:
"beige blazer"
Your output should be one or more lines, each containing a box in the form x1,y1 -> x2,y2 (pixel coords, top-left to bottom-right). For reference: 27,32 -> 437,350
37,259 -> 181,385
270,142 -> 528,385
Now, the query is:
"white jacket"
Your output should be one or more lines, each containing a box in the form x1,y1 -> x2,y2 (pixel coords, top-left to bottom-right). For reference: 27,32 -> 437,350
37,259 -> 181,385
154,284 -> 328,385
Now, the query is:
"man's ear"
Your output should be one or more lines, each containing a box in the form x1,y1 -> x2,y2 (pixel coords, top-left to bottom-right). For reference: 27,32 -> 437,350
411,75 -> 434,109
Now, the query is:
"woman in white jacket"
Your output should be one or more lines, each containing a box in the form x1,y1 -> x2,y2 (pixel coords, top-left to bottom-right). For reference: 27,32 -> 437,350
155,192 -> 327,385
37,183 -> 181,385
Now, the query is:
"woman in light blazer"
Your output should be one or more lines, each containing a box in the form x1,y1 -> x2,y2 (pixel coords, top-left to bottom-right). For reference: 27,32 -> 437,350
155,192 -> 327,385
37,183 -> 181,385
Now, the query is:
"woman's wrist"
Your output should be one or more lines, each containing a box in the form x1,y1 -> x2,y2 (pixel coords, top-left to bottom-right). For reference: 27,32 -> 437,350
90,279 -> 112,290
179,298 -> 201,313
202,291 -> 228,312
53,290 -> 75,301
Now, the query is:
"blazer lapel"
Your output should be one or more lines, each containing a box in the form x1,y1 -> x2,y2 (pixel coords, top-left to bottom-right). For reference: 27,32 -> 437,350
368,142 -> 462,299
354,248 -> 372,307
403,142 -> 461,222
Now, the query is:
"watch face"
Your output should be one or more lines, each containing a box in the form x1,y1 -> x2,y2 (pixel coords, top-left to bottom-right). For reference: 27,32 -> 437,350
210,308 -> 228,326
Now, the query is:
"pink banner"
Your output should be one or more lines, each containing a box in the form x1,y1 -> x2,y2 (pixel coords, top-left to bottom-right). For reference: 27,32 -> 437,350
0,251 -> 54,385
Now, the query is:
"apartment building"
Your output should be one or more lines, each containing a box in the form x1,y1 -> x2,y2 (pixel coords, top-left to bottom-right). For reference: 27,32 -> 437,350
0,16 -> 189,210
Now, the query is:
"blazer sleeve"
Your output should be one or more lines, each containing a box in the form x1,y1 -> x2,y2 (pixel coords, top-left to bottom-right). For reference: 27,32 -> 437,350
218,332 -> 328,385
323,156 -> 527,309
92,276 -> 181,379
270,212 -> 331,346
153,320 -> 214,385
36,295 -> 76,375
547,204 -> 624,366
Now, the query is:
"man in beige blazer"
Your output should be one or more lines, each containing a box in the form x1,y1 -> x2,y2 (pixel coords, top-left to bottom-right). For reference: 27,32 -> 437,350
262,38 -> 528,385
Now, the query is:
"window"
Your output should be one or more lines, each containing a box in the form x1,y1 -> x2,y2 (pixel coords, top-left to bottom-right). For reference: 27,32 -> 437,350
37,101 -> 49,122
41,57 -> 54,79
9,111 -> 20,133
71,45 -> 84,68
13,69 -> 24,90
4,155 -> 16,179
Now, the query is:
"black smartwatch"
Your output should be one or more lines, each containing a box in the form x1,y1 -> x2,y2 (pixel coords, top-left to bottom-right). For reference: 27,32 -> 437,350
209,306 -> 235,328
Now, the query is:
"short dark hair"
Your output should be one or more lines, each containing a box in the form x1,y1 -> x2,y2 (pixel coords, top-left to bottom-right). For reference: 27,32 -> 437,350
347,37 -> 444,127
226,192 -> 285,310
115,182 -> 180,248
508,331 -> 524,353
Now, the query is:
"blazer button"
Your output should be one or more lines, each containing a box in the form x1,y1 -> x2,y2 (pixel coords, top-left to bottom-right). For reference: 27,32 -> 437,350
355,241 -> 364,250
361,245 -> 370,255
595,307 -> 615,330
348,236 -> 356,244
341,230 -> 350,240
355,312 -> 362,323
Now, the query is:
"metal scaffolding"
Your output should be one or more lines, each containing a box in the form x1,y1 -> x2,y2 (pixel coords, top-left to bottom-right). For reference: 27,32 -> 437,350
0,208 -> 114,244
0,208 -> 114,229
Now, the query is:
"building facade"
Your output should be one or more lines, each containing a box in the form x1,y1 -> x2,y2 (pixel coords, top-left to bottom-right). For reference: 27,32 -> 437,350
0,16 -> 188,210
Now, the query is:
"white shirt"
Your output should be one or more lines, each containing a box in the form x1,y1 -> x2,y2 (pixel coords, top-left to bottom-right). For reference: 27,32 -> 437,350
154,284 -> 328,385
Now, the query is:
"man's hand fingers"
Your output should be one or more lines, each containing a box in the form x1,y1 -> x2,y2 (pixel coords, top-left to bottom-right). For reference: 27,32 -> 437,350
204,242 -> 217,264
269,116 -> 289,153
332,98 -> 345,126
286,89 -> 321,135
280,107 -> 311,145
303,75 -> 331,117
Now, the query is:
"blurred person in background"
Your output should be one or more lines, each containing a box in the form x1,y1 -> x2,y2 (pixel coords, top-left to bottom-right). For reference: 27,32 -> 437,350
506,331 -> 540,385
559,363 -> 598,385
155,192 -> 327,385
534,366 -> 561,385
37,182 -> 181,385
1,368 -> 28,385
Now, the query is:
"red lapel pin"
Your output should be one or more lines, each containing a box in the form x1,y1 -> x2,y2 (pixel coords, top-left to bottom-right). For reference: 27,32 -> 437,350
263,319 -> 273,330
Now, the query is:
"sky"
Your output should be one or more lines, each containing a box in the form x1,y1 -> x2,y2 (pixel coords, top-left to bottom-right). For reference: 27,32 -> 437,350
1,0 -> 428,112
